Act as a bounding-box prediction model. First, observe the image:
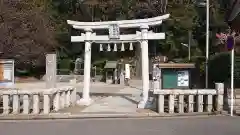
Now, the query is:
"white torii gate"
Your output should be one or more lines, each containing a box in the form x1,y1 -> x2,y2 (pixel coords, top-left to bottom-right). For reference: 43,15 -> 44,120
67,14 -> 170,108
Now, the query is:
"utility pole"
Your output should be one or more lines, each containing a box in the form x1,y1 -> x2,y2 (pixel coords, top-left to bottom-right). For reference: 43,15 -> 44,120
205,0 -> 210,88
188,31 -> 192,61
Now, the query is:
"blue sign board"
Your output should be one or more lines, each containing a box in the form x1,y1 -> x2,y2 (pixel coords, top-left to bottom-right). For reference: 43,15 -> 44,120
227,36 -> 235,50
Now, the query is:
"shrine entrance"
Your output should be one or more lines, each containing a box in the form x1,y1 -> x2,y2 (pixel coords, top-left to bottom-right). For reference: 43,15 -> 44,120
67,14 -> 170,108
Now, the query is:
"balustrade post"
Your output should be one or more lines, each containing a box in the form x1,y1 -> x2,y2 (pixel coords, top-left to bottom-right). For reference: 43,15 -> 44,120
197,95 -> 204,112
169,94 -> 175,113
53,92 -> 60,111
188,95 -> 194,113
33,94 -> 40,114
158,94 -> 164,113
43,94 -> 51,114
215,83 -> 224,112
71,88 -> 77,105
178,95 -> 184,113
23,94 -> 30,114
207,95 -> 213,112
66,90 -> 71,107
12,94 -> 20,114
60,91 -> 66,108
3,94 -> 10,114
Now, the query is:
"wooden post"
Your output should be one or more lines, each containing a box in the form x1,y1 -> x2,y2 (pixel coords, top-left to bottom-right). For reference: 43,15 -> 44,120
46,54 -> 57,88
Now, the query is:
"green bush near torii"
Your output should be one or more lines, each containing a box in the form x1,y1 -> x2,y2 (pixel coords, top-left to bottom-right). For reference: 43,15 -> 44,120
208,52 -> 240,88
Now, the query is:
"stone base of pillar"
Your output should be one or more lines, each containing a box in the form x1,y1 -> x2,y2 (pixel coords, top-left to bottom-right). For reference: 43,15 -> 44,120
77,98 -> 92,106
137,100 -> 153,109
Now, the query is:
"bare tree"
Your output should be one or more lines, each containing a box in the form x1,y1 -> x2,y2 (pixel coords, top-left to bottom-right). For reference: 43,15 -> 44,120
0,0 -> 58,70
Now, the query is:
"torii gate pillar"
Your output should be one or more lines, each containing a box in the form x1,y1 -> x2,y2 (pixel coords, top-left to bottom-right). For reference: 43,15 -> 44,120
77,28 -> 93,105
138,25 -> 150,108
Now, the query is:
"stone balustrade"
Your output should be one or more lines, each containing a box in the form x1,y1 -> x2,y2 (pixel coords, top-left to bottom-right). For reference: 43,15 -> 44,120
0,86 -> 76,115
153,83 -> 224,114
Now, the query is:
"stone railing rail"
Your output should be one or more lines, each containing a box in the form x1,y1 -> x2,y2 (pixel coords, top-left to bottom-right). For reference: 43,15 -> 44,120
153,83 -> 224,114
0,86 -> 76,115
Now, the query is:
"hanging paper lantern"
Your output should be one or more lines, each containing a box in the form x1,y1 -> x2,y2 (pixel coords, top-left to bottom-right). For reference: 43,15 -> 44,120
129,42 -> 133,50
114,43 -> 117,52
107,44 -> 111,51
121,43 -> 125,51
99,44 -> 103,51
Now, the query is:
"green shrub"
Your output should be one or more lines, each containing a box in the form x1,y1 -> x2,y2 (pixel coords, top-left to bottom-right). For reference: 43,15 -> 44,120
57,58 -> 72,75
208,52 -> 240,87
208,52 -> 230,85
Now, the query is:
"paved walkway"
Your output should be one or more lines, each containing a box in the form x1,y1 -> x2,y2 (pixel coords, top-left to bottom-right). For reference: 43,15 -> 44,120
58,83 -> 148,114
1,116 -> 239,135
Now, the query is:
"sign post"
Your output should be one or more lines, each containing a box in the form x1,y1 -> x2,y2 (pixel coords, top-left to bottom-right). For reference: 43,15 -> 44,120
227,35 -> 235,116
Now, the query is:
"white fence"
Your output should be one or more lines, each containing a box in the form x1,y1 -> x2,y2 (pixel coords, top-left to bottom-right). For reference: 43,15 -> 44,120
153,83 -> 224,114
0,86 -> 76,115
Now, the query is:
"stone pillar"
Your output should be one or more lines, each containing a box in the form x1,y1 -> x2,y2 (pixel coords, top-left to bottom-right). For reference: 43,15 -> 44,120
216,83 -> 224,112
53,92 -> 60,111
23,94 -> 30,114
138,25 -> 150,108
78,28 -> 92,105
12,94 -> 20,114
66,90 -> 71,107
46,54 -> 57,88
120,71 -> 125,85
43,94 -> 50,114
70,79 -> 77,105
60,91 -> 66,108
3,94 -> 9,114
33,94 -> 40,114
71,88 -> 77,105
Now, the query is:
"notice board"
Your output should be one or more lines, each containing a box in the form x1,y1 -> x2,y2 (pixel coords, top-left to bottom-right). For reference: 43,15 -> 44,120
0,59 -> 14,86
